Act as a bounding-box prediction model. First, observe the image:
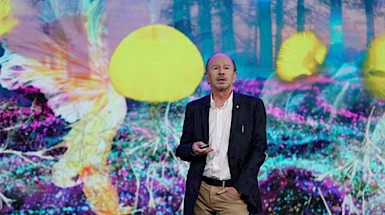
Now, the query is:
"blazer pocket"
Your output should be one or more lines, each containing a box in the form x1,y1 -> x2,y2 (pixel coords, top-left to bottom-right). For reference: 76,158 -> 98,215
239,122 -> 250,135
239,122 -> 252,143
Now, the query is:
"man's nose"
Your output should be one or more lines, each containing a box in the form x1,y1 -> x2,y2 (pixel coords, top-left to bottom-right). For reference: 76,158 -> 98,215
218,67 -> 224,74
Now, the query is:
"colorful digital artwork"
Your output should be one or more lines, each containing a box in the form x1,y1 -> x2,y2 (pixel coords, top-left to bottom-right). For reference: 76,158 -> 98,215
0,0 -> 384,214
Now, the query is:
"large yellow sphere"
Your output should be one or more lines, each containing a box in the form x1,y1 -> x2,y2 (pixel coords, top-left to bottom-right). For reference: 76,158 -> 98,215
276,31 -> 327,82
0,0 -> 19,36
363,33 -> 385,99
109,24 -> 204,102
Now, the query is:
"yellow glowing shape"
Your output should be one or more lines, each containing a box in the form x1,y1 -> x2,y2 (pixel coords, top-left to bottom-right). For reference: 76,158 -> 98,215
109,24 -> 203,102
363,33 -> 385,99
276,31 -> 327,82
0,0 -> 18,36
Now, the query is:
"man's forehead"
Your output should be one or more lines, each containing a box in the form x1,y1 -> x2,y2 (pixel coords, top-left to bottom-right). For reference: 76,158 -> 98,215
209,54 -> 233,64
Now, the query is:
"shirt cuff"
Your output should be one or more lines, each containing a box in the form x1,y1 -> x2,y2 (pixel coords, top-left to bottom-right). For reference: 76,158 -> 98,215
190,149 -> 197,156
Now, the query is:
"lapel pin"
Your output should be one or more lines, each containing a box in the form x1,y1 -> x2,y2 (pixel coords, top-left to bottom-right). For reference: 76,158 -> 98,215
236,104 -> 239,109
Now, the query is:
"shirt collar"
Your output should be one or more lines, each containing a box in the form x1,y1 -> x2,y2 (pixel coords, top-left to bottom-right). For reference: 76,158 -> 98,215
210,91 -> 233,109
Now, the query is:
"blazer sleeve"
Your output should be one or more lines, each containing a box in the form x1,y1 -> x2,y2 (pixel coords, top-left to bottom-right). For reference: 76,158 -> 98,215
233,98 -> 267,195
176,103 -> 204,162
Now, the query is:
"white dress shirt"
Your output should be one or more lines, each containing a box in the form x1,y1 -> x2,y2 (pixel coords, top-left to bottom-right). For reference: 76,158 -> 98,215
203,92 -> 233,180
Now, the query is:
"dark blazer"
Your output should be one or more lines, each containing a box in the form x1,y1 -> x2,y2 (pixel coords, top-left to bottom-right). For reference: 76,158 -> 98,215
176,92 -> 267,214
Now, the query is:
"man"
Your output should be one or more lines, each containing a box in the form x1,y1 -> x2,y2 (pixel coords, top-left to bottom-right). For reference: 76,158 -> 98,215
176,53 -> 267,214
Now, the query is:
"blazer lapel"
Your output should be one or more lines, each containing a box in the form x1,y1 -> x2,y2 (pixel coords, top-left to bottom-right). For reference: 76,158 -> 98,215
201,95 -> 210,143
229,92 -> 241,149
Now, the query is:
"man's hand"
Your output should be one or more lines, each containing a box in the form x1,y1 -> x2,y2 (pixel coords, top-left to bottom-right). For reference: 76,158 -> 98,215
192,141 -> 213,156
216,187 -> 241,199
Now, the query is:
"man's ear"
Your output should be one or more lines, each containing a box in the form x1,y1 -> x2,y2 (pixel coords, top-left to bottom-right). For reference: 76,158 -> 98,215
205,72 -> 210,84
232,71 -> 237,83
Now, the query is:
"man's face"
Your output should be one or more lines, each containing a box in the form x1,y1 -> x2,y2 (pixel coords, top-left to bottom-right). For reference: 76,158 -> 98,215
205,54 -> 237,92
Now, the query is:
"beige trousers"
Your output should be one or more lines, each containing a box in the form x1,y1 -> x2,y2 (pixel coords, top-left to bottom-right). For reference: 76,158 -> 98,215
194,181 -> 249,215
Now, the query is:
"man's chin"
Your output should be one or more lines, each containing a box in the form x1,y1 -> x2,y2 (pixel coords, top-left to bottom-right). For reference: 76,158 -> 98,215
213,86 -> 231,92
